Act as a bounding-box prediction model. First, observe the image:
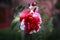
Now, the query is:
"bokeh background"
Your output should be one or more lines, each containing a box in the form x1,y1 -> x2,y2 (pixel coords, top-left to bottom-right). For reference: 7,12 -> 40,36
0,0 -> 60,40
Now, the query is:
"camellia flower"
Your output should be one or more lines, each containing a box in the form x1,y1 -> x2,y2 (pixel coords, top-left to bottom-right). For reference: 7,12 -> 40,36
19,2 -> 42,34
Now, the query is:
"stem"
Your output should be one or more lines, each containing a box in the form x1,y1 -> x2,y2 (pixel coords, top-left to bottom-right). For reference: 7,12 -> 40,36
30,34 -> 33,40
21,30 -> 25,40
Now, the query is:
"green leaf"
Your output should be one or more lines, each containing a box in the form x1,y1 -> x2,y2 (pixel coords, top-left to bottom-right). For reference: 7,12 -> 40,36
10,16 -> 20,30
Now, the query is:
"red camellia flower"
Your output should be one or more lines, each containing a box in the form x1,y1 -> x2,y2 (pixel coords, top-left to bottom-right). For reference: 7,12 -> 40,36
19,2 -> 42,34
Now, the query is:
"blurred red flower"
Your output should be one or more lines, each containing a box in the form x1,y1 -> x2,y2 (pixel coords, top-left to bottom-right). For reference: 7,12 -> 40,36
19,9 -> 42,34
